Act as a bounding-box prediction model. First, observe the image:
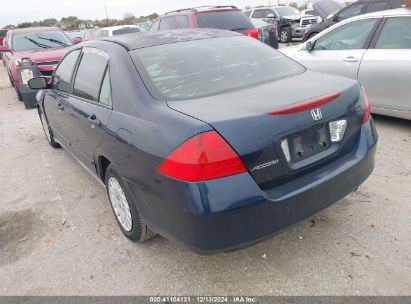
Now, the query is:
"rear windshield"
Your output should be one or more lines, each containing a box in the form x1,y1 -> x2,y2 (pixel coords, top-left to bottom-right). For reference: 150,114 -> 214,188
112,28 -> 140,36
131,36 -> 305,100
12,31 -> 73,51
196,11 -> 254,31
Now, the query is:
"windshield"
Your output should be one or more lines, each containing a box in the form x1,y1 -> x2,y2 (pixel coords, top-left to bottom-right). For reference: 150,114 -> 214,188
196,11 -> 254,31
275,7 -> 301,17
112,27 -> 140,36
12,31 -> 73,51
131,36 -> 305,101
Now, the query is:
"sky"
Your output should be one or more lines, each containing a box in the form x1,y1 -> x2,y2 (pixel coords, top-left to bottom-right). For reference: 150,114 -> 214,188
0,0 -> 297,27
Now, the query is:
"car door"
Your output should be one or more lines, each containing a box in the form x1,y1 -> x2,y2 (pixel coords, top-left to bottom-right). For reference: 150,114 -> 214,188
65,47 -> 113,172
43,49 -> 81,147
293,18 -> 381,79
358,16 -> 411,112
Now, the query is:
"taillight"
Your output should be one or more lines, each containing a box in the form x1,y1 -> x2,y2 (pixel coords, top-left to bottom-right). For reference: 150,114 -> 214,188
361,85 -> 371,124
244,28 -> 259,39
157,131 -> 247,182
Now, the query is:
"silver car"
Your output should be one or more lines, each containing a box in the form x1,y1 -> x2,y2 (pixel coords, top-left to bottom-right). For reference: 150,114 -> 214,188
280,8 -> 411,120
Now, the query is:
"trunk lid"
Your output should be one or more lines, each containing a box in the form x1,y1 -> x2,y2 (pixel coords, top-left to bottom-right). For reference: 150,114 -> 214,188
167,71 -> 364,191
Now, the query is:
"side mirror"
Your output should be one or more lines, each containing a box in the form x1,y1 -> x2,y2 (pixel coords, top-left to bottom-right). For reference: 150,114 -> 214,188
28,77 -> 48,90
303,41 -> 314,52
0,45 -> 11,52
71,37 -> 82,44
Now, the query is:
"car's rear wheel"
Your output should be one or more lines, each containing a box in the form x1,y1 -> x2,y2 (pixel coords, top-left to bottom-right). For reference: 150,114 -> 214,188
105,165 -> 156,242
38,107 -> 60,148
279,27 -> 292,43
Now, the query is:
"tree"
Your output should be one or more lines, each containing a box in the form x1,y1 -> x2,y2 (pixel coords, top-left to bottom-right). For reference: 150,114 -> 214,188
123,13 -> 137,25
41,18 -> 57,27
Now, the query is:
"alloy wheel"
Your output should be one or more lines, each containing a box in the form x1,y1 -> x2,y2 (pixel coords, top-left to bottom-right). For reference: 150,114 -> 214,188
108,177 -> 133,232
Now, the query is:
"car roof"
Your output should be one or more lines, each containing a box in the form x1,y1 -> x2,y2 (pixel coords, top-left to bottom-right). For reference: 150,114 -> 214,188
349,7 -> 411,19
100,25 -> 138,31
11,27 -> 61,34
101,28 -> 242,50
165,5 -> 240,15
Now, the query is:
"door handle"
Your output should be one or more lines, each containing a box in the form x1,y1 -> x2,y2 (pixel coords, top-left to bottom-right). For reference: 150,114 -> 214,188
343,56 -> 359,63
88,114 -> 101,127
57,103 -> 64,111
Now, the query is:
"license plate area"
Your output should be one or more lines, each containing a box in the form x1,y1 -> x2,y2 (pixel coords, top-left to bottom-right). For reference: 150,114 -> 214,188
286,123 -> 330,163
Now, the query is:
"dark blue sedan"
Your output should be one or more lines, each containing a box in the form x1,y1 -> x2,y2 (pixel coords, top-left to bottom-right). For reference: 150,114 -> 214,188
29,29 -> 378,254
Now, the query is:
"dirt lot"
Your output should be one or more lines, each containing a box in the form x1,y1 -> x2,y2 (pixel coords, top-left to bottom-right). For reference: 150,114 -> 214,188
0,63 -> 410,296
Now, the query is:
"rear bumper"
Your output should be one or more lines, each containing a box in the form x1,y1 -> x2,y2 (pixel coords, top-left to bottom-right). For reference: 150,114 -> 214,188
133,119 -> 378,254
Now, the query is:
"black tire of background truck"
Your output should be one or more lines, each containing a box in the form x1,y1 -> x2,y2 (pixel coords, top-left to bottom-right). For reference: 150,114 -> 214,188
280,27 -> 292,43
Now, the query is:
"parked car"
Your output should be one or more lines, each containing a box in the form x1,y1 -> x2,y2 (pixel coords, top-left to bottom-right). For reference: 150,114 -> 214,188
65,30 -> 85,41
95,25 -> 140,38
303,0 -> 404,41
0,29 -> 8,60
0,28 -> 8,45
281,8 -> 411,120
250,18 -> 279,48
303,0 -> 346,22
83,28 -> 99,41
244,6 -> 318,43
0,27 -> 76,109
135,21 -> 152,32
28,29 -> 377,253
149,6 -> 259,39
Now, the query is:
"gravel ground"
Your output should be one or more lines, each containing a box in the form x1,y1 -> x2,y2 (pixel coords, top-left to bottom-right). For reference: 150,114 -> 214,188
0,63 -> 410,296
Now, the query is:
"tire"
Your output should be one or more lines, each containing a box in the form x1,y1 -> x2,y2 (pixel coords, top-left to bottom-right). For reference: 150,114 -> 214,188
279,27 -> 292,43
38,107 -> 61,148
15,86 -> 23,101
105,164 -> 156,242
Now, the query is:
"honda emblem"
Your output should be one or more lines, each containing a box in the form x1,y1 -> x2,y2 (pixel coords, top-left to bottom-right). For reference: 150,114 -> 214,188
311,108 -> 322,121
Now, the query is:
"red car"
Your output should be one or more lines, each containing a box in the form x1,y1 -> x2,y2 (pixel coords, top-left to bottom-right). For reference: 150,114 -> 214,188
0,29 -> 8,45
0,27 -> 78,109
149,5 -> 259,39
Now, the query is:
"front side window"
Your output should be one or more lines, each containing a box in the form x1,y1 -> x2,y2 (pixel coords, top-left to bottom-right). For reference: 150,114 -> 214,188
375,17 -> 411,49
12,31 -> 73,52
336,3 -> 366,21
131,36 -> 305,100
52,49 -> 81,93
244,10 -> 251,17
73,48 -> 108,102
149,20 -> 160,32
313,18 -> 378,50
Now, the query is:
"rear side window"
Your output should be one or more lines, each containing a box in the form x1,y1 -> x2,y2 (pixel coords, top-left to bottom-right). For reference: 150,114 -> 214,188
52,50 -> 81,93
375,17 -> 411,49
0,31 -> 6,38
196,11 -> 254,30
159,17 -> 175,30
366,2 -> 389,13
99,68 -> 112,107
73,49 -> 108,101
131,36 -> 305,100
252,10 -> 265,18
175,16 -> 189,29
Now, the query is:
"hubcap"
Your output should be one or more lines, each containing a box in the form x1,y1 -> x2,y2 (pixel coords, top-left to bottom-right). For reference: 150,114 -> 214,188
281,31 -> 288,42
40,112 -> 52,143
108,177 -> 132,232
